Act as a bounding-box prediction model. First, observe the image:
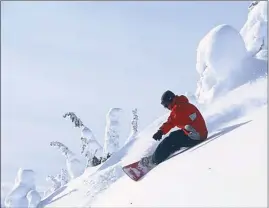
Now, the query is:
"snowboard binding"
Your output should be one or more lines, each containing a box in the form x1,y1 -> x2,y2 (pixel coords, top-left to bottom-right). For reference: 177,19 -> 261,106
140,155 -> 156,169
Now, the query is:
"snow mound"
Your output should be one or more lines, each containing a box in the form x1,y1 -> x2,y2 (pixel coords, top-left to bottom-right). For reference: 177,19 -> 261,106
196,24 -> 247,76
15,169 -> 36,188
195,24 -> 247,103
4,169 -> 41,208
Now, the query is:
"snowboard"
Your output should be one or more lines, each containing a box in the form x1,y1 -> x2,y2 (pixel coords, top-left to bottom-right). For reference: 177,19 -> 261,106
122,147 -> 191,181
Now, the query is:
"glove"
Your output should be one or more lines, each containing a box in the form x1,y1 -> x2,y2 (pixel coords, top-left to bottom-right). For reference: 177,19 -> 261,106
153,130 -> 163,141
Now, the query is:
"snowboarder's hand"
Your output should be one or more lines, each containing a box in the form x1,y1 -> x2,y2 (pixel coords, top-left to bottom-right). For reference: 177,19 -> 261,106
153,130 -> 163,141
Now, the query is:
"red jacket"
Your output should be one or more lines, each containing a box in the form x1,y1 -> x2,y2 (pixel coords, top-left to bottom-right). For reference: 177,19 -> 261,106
160,95 -> 208,140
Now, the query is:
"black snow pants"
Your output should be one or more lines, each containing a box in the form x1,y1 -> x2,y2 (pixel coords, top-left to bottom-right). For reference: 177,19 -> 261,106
152,130 -> 202,165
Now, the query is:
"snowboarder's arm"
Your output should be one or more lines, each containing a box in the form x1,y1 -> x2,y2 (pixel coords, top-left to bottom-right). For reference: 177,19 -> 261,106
159,114 -> 175,135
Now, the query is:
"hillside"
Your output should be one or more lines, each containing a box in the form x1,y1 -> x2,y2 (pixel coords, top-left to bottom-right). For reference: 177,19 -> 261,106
41,76 -> 267,207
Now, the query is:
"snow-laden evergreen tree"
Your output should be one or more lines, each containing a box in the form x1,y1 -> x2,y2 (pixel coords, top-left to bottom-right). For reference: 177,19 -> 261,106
46,175 -> 61,192
63,112 -> 84,128
44,168 -> 69,197
60,168 -> 69,186
103,108 -> 122,159
50,141 -> 74,158
50,141 -> 84,179
131,108 -> 138,136
240,1 -> 267,59
85,150 -> 95,168
85,150 -> 102,167
81,126 -> 103,167
63,111 -> 104,168
81,127 -> 103,155
125,108 -> 139,145
248,1 -> 259,11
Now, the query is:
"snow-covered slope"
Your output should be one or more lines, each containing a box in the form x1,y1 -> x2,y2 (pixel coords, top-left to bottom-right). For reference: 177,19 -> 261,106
40,76 -> 267,207
92,106 -> 267,207
38,2 -> 267,207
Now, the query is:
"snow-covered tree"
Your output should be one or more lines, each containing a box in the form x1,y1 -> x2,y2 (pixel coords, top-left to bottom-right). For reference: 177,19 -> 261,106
125,108 -> 139,145
44,168 -> 69,197
81,126 -> 103,167
103,108 -> 122,158
46,175 -> 61,192
85,150 -> 95,168
50,141 -> 84,179
130,108 -> 138,136
4,169 -> 41,208
81,127 -> 103,155
63,112 -> 84,128
43,175 -> 61,198
240,1 -> 267,57
248,1 -> 259,11
63,112 -> 104,167
50,141 -> 74,159
60,168 -> 69,186
85,150 -> 102,167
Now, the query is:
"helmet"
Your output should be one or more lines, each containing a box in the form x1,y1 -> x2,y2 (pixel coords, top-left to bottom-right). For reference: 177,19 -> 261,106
161,90 -> 175,108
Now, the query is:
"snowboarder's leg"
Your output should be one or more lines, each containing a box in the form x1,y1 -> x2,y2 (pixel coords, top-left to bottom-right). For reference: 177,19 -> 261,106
152,130 -> 201,165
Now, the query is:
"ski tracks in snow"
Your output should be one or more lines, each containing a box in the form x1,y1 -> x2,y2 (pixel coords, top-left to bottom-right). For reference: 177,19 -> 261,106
82,164 -> 124,204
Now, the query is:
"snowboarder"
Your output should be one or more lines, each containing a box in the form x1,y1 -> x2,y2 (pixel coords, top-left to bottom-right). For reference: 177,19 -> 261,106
145,90 -> 208,167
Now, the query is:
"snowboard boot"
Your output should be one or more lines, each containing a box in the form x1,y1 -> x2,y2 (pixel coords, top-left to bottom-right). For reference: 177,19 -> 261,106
140,155 -> 156,169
